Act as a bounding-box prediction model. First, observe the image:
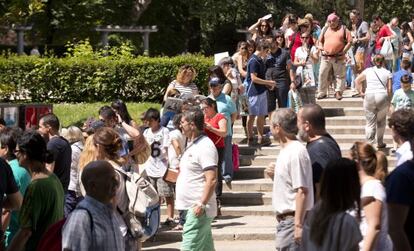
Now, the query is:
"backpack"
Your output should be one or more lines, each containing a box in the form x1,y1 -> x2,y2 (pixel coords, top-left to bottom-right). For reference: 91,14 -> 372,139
113,166 -> 160,241
36,207 -> 93,251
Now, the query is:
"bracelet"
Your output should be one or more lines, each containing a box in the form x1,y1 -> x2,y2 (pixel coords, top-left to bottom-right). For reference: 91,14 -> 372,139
295,223 -> 303,228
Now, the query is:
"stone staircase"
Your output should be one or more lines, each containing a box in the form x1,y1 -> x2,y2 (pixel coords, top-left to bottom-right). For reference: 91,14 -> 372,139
144,93 -> 394,249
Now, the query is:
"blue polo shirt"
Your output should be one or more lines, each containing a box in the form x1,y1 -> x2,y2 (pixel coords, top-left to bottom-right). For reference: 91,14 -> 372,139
246,54 -> 267,96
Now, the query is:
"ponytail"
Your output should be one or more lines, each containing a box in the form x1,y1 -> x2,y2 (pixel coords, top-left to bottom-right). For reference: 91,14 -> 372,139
374,150 -> 388,183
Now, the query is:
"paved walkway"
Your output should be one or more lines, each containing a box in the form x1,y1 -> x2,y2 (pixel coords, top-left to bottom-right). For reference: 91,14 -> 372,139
143,240 -> 274,251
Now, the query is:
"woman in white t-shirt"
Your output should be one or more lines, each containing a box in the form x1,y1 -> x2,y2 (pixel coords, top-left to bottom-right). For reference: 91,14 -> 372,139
349,142 -> 393,251
293,31 -> 319,104
355,54 -> 392,149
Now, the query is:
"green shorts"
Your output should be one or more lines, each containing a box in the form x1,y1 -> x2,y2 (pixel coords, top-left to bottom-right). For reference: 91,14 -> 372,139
181,208 -> 214,251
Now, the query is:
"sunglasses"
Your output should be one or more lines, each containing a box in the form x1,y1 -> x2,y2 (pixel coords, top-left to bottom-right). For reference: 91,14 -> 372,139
301,36 -> 310,39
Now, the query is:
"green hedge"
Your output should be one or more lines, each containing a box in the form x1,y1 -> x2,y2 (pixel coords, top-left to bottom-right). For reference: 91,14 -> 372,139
0,54 -> 213,102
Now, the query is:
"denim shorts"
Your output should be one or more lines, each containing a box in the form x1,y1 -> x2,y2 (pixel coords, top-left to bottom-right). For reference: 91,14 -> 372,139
248,91 -> 268,116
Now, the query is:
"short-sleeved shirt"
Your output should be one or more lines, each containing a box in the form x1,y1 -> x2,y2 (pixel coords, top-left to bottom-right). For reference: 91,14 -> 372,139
68,141 -> 84,195
306,134 -> 341,184
62,196 -> 125,251
0,158 -> 19,227
168,129 -> 186,169
353,21 -> 369,52
47,136 -> 72,192
321,26 -> 351,56
302,210 -> 362,251
19,174 -> 64,251
5,159 -> 31,246
168,80 -> 199,97
246,54 -> 268,96
392,69 -> 410,93
272,140 -> 314,214
392,89 -> 414,110
385,160 -> 414,250
376,25 -> 393,50
176,136 -> 218,218
363,67 -> 392,94
265,48 -> 290,82
143,126 -> 170,178
289,32 -> 315,62
295,46 -> 318,87
204,113 -> 225,148
213,92 -> 236,136
359,180 -> 393,251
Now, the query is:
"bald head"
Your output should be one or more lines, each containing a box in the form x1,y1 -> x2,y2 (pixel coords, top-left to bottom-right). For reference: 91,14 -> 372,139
81,160 -> 119,203
299,104 -> 326,131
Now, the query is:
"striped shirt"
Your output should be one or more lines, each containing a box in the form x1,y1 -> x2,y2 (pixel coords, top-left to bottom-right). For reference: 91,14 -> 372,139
169,80 -> 199,97
62,196 -> 125,251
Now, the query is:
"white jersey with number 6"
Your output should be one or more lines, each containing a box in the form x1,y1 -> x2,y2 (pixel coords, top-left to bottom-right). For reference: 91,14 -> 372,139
142,126 -> 170,178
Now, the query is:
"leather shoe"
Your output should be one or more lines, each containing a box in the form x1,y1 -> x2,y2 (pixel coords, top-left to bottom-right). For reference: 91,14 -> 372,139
335,92 -> 343,100
317,94 -> 327,100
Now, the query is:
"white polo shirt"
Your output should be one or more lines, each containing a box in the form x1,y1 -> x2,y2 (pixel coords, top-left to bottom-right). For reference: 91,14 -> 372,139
272,140 -> 314,215
175,136 -> 218,218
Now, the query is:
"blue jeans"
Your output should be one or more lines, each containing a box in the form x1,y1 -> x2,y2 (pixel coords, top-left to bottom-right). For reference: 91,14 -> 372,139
275,217 -> 299,251
222,135 -> 234,182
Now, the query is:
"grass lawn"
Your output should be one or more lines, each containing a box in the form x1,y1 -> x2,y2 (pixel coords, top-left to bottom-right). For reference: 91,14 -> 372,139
54,102 -> 161,127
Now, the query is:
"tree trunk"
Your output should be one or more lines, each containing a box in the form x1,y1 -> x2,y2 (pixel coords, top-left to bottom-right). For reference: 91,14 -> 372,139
132,0 -> 152,22
355,0 -> 364,17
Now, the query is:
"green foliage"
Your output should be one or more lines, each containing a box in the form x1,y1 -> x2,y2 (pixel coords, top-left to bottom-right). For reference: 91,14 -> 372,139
0,47 -> 213,103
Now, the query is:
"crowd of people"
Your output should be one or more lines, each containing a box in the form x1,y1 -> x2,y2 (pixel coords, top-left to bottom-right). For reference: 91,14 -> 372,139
0,9 -> 414,251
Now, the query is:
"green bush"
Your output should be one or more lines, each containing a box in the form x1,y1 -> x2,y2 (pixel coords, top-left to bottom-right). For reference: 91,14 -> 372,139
0,53 -> 213,102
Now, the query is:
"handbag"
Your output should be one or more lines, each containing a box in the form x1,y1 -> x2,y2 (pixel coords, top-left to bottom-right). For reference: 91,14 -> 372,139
163,168 -> 179,185
287,89 -> 303,112
380,39 -> 393,60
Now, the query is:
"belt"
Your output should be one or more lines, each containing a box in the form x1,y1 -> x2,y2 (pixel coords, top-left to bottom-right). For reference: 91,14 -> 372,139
276,211 -> 295,221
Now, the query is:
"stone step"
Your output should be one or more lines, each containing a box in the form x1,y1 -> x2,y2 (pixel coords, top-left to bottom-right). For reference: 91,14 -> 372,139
160,205 -> 274,217
234,116 -> 367,128
233,134 -> 394,145
234,166 -> 266,179
237,143 -> 393,156
220,192 -> 272,206
323,107 -> 365,117
143,240 -> 275,250
316,97 -> 363,108
239,154 -> 397,167
223,178 -> 272,192
232,125 -> 391,135
152,215 -> 276,242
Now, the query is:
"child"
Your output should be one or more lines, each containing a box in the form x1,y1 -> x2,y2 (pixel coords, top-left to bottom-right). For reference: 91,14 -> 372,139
390,74 -> 414,151
142,108 -> 175,226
